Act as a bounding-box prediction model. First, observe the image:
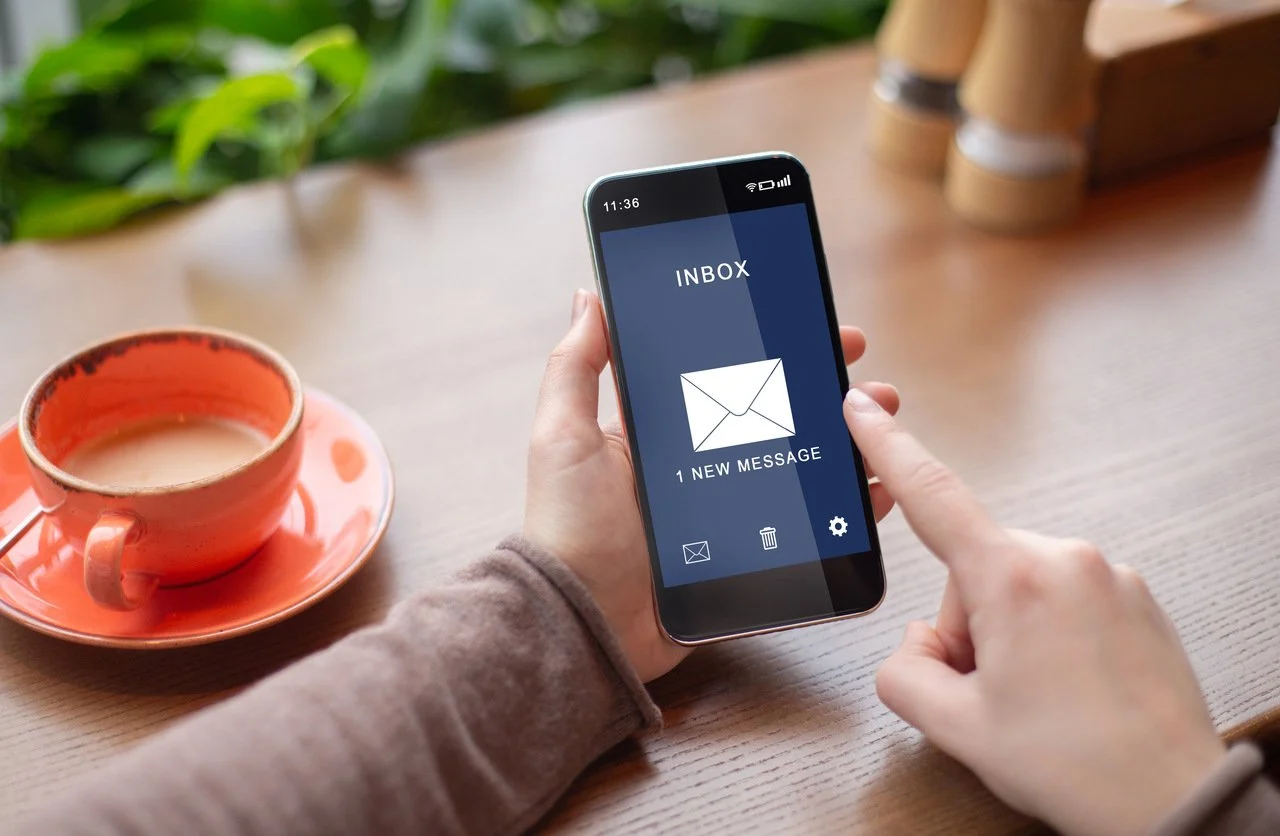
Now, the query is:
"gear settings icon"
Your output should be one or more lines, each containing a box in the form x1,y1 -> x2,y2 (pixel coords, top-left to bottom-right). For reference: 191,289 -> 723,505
828,516 -> 848,537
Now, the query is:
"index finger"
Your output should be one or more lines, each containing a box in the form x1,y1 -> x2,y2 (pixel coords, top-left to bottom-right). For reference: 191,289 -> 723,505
844,387 -> 1007,584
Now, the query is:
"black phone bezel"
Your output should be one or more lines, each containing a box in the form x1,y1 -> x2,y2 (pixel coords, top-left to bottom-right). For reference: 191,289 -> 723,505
583,152 -> 886,644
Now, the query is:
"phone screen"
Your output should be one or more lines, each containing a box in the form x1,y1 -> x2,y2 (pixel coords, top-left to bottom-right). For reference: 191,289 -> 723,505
586,154 -> 884,642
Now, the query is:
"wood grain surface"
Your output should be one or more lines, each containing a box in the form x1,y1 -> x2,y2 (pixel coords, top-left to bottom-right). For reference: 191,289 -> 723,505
1,45 -> 1278,833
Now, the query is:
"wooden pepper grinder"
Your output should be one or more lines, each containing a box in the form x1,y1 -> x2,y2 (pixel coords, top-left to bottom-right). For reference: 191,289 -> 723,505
945,0 -> 1096,233
868,0 -> 988,178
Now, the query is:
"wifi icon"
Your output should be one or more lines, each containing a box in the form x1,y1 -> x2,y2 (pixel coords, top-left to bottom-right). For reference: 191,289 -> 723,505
745,183 -> 757,192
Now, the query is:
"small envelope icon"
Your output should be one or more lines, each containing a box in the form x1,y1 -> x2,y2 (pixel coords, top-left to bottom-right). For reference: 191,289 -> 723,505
680,359 -> 796,452
682,541 -> 711,564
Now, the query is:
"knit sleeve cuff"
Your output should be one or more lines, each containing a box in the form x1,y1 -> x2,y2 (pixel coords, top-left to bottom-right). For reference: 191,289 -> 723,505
1151,742 -> 1274,836
497,535 -> 663,733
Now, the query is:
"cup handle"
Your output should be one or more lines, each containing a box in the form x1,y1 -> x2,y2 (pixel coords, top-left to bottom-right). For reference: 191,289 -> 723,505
84,512 -> 157,610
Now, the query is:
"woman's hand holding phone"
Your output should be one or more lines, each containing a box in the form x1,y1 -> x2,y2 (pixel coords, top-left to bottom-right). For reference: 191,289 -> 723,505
523,291 -> 901,683
526,290 -> 1224,832
845,388 -> 1226,836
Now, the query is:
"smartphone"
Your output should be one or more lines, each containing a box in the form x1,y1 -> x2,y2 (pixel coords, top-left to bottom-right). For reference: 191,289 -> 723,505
583,152 -> 885,645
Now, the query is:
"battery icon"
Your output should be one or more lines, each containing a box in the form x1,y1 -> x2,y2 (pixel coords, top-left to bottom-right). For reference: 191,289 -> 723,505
754,174 -> 791,192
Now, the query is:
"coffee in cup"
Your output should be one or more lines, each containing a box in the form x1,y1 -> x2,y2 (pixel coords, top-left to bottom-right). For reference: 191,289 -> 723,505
17,327 -> 304,610
61,415 -> 271,489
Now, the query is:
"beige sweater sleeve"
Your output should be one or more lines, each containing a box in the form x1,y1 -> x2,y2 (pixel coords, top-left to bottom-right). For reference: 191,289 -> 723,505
1152,743 -> 1280,836
9,537 -> 661,836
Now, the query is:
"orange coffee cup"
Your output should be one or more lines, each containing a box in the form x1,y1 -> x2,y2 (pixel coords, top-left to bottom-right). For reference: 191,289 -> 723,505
16,327 -> 304,610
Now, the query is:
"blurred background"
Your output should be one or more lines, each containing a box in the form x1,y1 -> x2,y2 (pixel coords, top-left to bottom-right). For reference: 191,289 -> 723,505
0,0 -> 888,242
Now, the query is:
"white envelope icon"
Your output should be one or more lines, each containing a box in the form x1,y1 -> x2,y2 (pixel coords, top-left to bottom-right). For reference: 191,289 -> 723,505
682,541 -> 711,564
680,359 -> 796,452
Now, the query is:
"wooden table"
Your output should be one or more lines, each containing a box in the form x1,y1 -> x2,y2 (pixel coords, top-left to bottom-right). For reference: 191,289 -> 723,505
2,44 -> 1278,833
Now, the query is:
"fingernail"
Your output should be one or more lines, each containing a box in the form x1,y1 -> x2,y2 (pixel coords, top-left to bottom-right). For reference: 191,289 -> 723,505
570,289 -> 589,324
845,387 -> 882,413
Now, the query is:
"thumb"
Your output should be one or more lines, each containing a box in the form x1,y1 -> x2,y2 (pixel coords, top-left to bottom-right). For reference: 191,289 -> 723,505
877,621 -> 978,756
534,289 -> 609,435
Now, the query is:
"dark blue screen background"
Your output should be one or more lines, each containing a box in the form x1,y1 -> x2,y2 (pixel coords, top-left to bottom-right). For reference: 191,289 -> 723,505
600,202 -> 872,588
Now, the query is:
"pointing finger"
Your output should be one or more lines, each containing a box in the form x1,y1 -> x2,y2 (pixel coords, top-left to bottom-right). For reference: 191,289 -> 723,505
853,382 -> 900,479
845,387 -> 1008,592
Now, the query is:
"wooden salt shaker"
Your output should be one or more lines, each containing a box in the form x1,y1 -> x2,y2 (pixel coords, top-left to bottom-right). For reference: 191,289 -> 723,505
868,0 -> 988,177
945,0 -> 1096,232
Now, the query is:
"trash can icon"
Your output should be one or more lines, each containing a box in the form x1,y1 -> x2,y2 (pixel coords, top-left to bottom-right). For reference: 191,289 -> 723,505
759,526 -> 778,550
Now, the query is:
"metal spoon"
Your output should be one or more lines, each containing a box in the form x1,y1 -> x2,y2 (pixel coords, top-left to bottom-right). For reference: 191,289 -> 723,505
0,506 -> 44,557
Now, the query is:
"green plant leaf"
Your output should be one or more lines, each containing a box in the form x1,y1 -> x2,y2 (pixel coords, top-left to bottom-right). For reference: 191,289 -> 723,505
323,0 -> 454,157
23,36 -> 146,98
89,0 -> 201,34
20,26 -> 203,100
200,0 -> 347,45
502,42 -> 647,90
175,72 -> 301,177
14,186 -> 170,240
6,0 -> 888,242
702,0 -> 883,27
146,75 -> 224,132
128,157 -> 234,198
136,25 -> 202,59
70,134 -> 163,182
292,25 -> 369,91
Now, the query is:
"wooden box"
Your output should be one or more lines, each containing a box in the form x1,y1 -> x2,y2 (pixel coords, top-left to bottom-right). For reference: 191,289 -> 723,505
1087,0 -> 1280,184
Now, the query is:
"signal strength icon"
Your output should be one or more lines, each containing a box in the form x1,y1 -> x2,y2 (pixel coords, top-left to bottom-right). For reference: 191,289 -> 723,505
745,183 -> 757,192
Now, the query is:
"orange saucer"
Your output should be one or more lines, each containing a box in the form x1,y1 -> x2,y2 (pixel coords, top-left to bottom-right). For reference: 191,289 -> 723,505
0,388 -> 393,648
